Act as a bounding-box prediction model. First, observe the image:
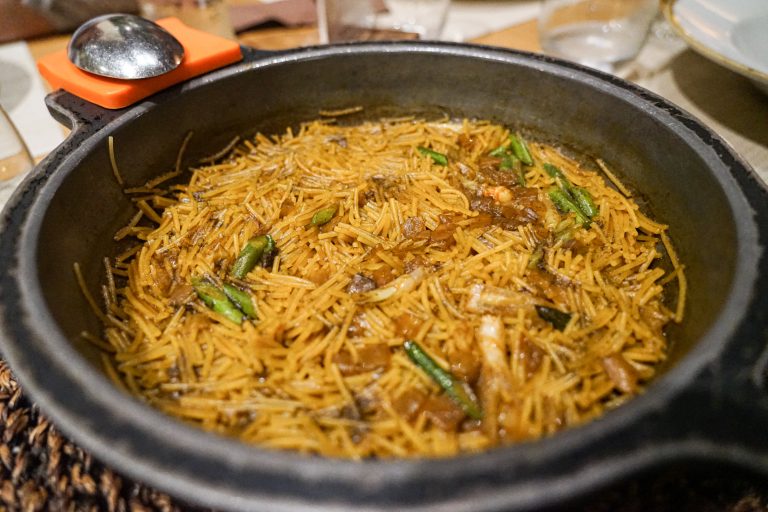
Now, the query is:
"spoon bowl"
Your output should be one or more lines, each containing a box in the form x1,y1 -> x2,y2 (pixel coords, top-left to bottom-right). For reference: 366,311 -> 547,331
68,14 -> 185,80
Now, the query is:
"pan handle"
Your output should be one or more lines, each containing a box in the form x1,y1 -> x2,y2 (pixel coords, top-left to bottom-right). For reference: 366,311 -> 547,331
43,45 -> 280,134
663,167 -> 768,473
721,324 -> 768,450
44,89 -> 124,135
684,275 -> 768,472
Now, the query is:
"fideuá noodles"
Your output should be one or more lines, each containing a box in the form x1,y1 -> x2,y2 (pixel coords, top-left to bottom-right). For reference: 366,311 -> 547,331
86,116 -> 685,458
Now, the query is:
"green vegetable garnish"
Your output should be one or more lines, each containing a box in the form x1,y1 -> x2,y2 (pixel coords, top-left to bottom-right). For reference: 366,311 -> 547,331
508,133 -> 534,166
192,277 -> 243,324
231,235 -> 276,279
403,340 -> 482,420
500,154 -> 519,171
417,146 -> 448,166
223,283 -> 257,319
544,163 -> 598,224
554,224 -> 575,244
311,205 -> 338,227
548,187 -> 591,227
543,162 -> 577,195
570,187 -> 598,219
500,154 -> 526,187
543,162 -> 567,181
535,305 -> 572,331
518,168 -> 527,187
527,245 -> 544,269
488,144 -> 508,157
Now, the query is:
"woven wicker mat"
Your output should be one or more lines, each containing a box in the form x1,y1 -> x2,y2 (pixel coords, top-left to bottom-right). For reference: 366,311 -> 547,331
0,360 -> 766,512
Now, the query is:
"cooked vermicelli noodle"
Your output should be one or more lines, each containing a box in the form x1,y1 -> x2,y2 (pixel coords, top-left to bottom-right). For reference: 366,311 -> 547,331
97,117 -> 683,458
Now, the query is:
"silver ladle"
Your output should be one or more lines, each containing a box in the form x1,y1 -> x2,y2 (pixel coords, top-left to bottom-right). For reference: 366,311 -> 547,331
67,14 -> 185,80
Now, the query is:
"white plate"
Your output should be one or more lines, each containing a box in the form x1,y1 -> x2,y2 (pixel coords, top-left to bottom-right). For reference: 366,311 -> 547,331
664,0 -> 768,93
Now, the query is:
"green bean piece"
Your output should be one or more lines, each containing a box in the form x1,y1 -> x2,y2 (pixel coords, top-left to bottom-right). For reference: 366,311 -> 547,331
311,205 -> 338,227
554,219 -> 575,243
403,340 -> 482,420
548,187 -> 591,227
544,164 -> 598,222
499,154 -> 517,170
543,163 -> 574,196
508,133 -> 533,166
514,159 -> 526,187
223,283 -> 257,319
500,154 -> 526,187
555,226 -> 575,244
543,162 -> 566,181
263,235 -> 277,263
417,146 -> 449,166
535,305 -> 572,331
231,235 -> 275,279
488,144 -> 508,157
571,187 -> 598,219
192,277 -> 243,324
527,245 -> 544,269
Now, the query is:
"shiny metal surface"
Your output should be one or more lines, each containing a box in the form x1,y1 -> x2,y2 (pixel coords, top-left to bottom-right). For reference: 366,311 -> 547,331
67,14 -> 184,80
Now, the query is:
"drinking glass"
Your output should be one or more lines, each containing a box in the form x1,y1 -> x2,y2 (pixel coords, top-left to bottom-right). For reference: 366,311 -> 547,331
0,105 -> 34,183
538,0 -> 658,72
139,0 -> 235,39
317,0 -> 451,44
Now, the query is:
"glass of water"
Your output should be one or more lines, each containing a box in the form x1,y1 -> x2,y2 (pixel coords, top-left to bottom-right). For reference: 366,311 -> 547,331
538,0 -> 658,73
139,0 -> 235,39
376,0 -> 450,40
0,105 -> 33,183
317,0 -> 450,44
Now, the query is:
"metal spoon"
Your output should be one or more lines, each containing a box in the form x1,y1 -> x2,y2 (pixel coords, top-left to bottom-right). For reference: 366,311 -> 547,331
68,14 -> 185,80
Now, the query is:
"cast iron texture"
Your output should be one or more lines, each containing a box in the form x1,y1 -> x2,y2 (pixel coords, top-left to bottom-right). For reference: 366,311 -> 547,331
0,42 -> 767,511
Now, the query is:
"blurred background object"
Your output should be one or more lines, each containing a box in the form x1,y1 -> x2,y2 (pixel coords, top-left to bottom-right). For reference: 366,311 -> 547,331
0,103 -> 33,182
317,0 -> 450,43
538,0 -> 658,72
373,0 -> 451,40
139,0 -> 234,39
15,0 -> 138,34
1,0 -> 542,44
0,42 -> 66,160
663,0 -> 768,95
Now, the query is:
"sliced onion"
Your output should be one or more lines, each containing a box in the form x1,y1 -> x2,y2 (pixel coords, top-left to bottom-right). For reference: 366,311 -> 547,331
354,267 -> 425,303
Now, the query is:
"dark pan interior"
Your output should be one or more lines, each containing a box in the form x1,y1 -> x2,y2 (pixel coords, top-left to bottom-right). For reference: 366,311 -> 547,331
37,47 -> 736,402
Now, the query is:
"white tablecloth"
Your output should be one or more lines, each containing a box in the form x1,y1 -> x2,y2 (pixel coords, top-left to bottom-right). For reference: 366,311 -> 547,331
629,28 -> 768,185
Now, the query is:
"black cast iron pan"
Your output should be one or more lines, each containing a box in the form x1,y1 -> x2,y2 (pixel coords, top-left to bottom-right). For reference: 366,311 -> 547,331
0,42 -> 767,511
